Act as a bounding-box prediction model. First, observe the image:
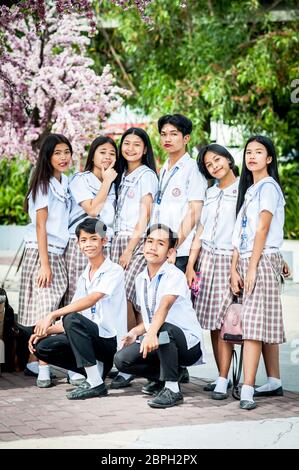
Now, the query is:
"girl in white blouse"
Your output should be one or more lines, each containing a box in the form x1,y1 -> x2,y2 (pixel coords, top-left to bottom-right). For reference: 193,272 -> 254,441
186,144 -> 238,397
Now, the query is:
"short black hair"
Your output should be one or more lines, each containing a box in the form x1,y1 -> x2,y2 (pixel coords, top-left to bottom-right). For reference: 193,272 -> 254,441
75,217 -> 107,239
158,114 -> 192,136
197,143 -> 238,180
146,224 -> 178,249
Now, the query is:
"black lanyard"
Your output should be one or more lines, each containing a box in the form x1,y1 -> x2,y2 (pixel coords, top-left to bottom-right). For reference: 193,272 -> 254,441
155,166 -> 179,205
143,273 -> 163,323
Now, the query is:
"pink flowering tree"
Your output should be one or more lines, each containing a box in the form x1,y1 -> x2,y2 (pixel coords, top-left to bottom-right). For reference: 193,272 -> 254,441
0,2 -> 130,163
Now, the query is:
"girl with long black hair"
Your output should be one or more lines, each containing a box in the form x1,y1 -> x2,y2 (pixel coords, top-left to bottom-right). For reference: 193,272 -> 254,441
110,128 -> 158,388
219,135 -> 287,410
19,133 -> 72,386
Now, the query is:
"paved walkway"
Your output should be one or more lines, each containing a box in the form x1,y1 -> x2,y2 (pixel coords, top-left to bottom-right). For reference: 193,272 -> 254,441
0,372 -> 298,448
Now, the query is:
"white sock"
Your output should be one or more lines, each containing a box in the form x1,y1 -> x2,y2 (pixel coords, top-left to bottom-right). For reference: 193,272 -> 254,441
214,376 -> 228,394
117,372 -> 132,380
240,384 -> 254,402
84,364 -> 103,388
27,361 -> 39,374
96,360 -> 104,379
68,371 -> 85,381
37,364 -> 50,381
255,376 -> 282,392
165,381 -> 180,393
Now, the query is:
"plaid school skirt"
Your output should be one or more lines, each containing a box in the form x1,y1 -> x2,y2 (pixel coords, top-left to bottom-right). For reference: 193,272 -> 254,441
193,248 -> 232,330
18,248 -> 67,327
63,238 -> 111,306
217,252 -> 286,344
111,233 -> 147,309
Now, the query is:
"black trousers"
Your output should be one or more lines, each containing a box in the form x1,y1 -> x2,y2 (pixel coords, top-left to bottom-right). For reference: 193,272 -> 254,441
175,256 -> 189,273
114,322 -> 202,382
35,313 -> 117,379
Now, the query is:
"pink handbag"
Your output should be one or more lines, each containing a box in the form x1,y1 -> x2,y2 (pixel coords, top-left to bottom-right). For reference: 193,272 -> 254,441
220,297 -> 243,345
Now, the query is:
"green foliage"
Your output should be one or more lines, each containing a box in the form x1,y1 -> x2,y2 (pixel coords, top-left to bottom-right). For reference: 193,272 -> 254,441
0,159 -> 30,225
279,161 -> 299,240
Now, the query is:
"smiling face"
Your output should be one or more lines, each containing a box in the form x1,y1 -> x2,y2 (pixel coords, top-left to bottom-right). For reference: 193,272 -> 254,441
160,123 -> 190,155
50,143 -> 72,177
144,228 -> 174,265
245,140 -> 272,173
204,151 -> 231,180
78,230 -> 107,259
93,142 -> 116,171
121,133 -> 145,164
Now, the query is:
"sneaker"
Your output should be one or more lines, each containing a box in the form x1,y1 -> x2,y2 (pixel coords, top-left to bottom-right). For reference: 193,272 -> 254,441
148,387 -> 184,408
67,376 -> 87,387
253,386 -> 283,398
240,400 -> 256,410
110,375 -> 135,389
179,367 -> 190,383
36,378 -> 53,388
66,382 -> 108,400
203,379 -> 232,392
142,380 -> 165,396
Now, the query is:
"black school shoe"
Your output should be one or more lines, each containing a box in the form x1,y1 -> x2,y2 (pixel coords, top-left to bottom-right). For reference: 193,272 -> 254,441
148,387 -> 184,408
203,379 -> 232,392
66,382 -> 108,400
253,386 -> 283,398
142,380 -> 165,396
179,367 -> 190,383
110,374 -> 135,389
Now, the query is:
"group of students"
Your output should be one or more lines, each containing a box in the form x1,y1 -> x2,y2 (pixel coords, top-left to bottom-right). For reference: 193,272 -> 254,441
16,113 -> 288,410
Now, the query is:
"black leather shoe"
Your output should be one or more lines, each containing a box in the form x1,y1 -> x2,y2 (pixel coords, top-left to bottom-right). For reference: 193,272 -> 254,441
179,367 -> 190,383
203,379 -> 232,392
110,375 -> 135,389
253,386 -> 283,398
211,391 -> 228,400
142,380 -> 165,396
240,400 -> 256,410
66,382 -> 108,400
148,387 -> 184,408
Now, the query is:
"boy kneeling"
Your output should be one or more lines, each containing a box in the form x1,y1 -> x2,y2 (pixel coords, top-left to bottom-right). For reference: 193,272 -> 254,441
114,224 -> 204,408
29,218 -> 127,400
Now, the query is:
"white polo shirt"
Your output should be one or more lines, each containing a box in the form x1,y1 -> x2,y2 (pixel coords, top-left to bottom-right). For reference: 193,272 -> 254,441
150,153 -> 207,257
135,262 -> 204,356
115,165 -> 158,234
69,171 -> 116,241
72,257 -> 127,348
232,177 -> 285,258
200,179 -> 239,253
25,174 -> 70,254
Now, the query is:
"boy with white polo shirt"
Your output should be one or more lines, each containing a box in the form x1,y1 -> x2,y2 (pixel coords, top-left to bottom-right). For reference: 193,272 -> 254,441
114,224 -> 204,409
29,218 -> 127,400
151,114 -> 207,273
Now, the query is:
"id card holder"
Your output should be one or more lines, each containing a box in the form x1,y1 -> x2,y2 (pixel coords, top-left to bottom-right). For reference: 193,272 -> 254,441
91,305 -> 96,320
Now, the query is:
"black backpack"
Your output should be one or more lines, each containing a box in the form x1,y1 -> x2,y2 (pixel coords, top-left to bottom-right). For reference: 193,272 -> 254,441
0,287 -> 17,372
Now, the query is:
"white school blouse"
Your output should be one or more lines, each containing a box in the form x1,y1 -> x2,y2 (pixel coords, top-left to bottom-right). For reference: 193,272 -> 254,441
232,177 -> 285,258
25,174 -> 70,254
135,261 -> 204,353
72,257 -> 127,348
115,165 -> 158,234
150,153 -> 207,257
69,171 -> 116,241
199,179 -> 239,253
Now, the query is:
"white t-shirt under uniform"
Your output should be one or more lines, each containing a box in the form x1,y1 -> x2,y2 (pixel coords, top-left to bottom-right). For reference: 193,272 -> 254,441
232,177 -> 285,258
25,174 -> 70,254
135,261 -> 204,358
69,171 -> 116,241
72,257 -> 127,348
151,153 -> 207,257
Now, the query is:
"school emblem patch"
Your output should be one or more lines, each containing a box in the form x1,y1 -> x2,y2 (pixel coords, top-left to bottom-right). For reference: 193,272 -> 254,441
127,189 -> 135,198
172,187 -> 181,197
